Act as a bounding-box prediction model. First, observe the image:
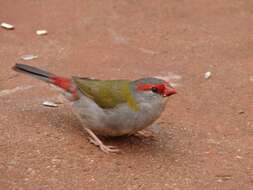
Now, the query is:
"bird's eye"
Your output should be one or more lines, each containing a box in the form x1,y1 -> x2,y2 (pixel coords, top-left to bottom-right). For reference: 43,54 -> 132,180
151,87 -> 158,93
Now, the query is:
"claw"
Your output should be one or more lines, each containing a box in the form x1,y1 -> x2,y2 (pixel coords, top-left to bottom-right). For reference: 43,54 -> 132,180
85,128 -> 120,153
99,144 -> 120,153
88,137 -> 99,146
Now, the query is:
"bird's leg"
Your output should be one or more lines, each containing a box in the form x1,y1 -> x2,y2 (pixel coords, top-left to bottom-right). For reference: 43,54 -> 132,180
83,127 -> 119,153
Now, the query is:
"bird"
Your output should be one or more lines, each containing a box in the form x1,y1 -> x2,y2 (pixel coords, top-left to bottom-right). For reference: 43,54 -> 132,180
13,63 -> 177,153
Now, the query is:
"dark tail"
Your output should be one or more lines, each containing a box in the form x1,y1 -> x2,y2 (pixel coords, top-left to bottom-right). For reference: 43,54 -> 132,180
13,63 -> 55,83
13,64 -> 76,94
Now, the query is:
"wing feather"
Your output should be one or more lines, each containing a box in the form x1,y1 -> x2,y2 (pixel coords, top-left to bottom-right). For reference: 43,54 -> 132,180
73,77 -> 139,111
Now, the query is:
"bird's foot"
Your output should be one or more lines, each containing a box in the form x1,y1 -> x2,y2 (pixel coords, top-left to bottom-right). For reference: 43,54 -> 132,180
89,138 -> 119,153
84,127 -> 119,154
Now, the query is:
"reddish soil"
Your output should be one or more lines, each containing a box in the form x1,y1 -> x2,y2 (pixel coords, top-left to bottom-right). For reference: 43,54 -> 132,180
0,0 -> 252,189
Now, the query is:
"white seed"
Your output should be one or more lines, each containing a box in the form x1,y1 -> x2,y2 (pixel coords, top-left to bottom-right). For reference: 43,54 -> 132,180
36,30 -> 47,36
21,54 -> 38,61
1,22 -> 14,29
235,155 -> 243,159
204,71 -> 212,79
42,101 -> 58,107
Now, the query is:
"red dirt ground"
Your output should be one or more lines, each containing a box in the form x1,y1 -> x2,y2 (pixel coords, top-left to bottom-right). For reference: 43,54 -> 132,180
0,0 -> 252,189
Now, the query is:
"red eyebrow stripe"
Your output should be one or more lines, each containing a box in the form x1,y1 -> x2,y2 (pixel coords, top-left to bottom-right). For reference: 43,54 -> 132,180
137,83 -> 166,91
137,84 -> 154,91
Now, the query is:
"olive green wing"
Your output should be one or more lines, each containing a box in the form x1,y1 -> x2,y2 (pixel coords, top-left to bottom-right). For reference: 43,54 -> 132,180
73,77 -> 139,111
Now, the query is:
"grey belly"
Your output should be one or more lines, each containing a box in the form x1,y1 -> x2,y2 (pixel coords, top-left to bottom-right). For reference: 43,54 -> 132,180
72,96 -> 166,136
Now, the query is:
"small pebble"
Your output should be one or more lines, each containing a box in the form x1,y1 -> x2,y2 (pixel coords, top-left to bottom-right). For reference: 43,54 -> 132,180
204,71 -> 212,79
42,101 -> 58,107
21,54 -> 38,61
91,177 -> 96,182
238,110 -> 245,114
51,158 -> 61,163
235,155 -> 243,159
36,30 -> 48,36
215,174 -> 232,182
1,22 -> 14,30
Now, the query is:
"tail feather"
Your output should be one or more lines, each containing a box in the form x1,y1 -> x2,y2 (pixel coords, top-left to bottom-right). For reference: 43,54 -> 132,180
13,63 -> 76,94
13,63 -> 55,83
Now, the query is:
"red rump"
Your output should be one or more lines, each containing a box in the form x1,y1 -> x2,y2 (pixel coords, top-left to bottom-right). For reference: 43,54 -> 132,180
51,76 -> 75,93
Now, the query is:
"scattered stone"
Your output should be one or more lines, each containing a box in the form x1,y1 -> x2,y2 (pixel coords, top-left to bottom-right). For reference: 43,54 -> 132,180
1,22 -> 14,30
51,158 -> 61,163
215,174 -> 232,182
91,177 -> 96,181
238,110 -> 245,114
235,155 -> 243,159
204,71 -> 212,79
42,101 -> 58,107
36,30 -> 48,36
21,54 -> 38,61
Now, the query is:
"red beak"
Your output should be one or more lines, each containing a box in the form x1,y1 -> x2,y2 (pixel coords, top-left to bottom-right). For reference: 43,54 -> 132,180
164,87 -> 177,97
